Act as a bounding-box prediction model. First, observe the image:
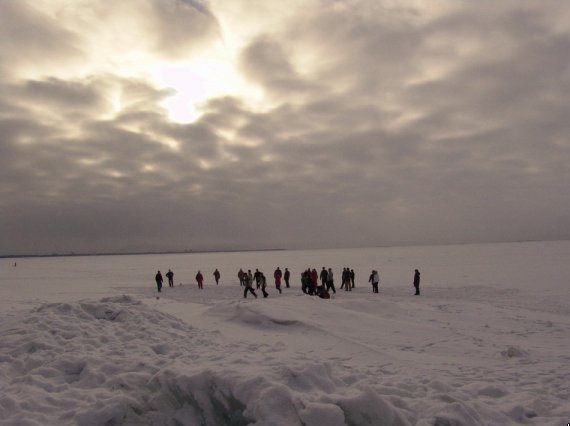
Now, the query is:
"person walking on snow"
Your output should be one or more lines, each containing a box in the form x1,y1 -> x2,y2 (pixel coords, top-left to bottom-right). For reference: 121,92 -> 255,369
254,269 -> 261,289
243,273 -> 258,298
350,269 -> 355,288
155,271 -> 163,293
284,268 -> 290,288
369,270 -> 379,293
166,269 -> 174,287
274,267 -> 283,294
247,270 -> 254,289
213,269 -> 220,285
260,272 -> 269,298
413,269 -> 420,295
238,269 -> 245,286
196,271 -> 204,289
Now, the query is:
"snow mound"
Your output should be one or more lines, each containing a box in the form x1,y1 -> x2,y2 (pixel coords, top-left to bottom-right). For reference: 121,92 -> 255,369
208,301 -> 312,331
0,296 -> 414,425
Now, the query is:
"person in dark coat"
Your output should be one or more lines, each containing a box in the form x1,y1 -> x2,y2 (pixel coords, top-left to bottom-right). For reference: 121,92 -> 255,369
301,271 -> 309,294
254,269 -> 261,289
326,268 -> 336,294
260,273 -> 269,298
319,267 -> 328,287
166,269 -> 174,287
155,271 -> 163,292
413,269 -> 420,295
213,269 -> 220,285
284,268 -> 290,288
369,270 -> 379,293
196,271 -> 204,289
350,269 -> 355,288
238,269 -> 245,286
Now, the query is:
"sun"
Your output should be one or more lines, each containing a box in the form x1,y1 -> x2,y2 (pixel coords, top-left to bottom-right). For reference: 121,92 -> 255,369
150,42 -> 263,123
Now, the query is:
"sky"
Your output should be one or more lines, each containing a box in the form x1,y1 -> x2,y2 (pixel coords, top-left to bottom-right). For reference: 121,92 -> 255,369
1,0 -> 570,255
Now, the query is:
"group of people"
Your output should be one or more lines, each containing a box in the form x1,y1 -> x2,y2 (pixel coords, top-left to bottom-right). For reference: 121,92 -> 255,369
238,267 -> 290,298
154,269 -> 175,292
154,267 -> 421,297
154,268 -> 221,292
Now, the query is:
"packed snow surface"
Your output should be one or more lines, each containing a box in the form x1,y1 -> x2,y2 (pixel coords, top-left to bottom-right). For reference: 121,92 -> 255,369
1,241 -> 569,425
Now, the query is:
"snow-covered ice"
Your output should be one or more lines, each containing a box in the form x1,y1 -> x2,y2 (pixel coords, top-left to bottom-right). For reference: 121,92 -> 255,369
1,241 -> 570,425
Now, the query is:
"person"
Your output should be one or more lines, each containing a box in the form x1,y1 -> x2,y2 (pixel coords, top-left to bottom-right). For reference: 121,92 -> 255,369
196,271 -> 204,289
316,285 -> 330,299
213,269 -> 220,285
301,271 -> 309,294
166,269 -> 174,287
254,269 -> 261,289
369,270 -> 379,293
342,268 -> 351,291
238,269 -> 245,286
350,269 -> 355,288
284,268 -> 290,288
260,272 -> 268,298
319,267 -> 328,287
340,268 -> 346,290
274,267 -> 283,294
413,269 -> 420,295
155,270 -> 163,293
247,270 -> 254,289
326,268 -> 336,294
310,269 -> 318,291
243,273 -> 258,298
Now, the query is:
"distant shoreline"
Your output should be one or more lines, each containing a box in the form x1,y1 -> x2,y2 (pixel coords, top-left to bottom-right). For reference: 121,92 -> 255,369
2,239 -> 568,260
0,248 -> 286,260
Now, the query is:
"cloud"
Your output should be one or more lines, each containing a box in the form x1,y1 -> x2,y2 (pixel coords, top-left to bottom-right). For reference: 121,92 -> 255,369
1,0 -> 570,254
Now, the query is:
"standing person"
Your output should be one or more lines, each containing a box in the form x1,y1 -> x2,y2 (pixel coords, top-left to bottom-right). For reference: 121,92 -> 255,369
254,269 -> 261,289
310,269 -> 318,291
343,268 -> 352,292
413,269 -> 420,295
274,267 -> 283,294
238,269 -> 245,286
244,273 -> 258,298
284,268 -> 290,288
155,270 -> 163,293
260,272 -> 268,298
319,267 -> 328,287
340,268 -> 346,290
213,269 -> 220,285
350,269 -> 355,288
326,268 -> 336,294
370,270 -> 379,293
196,271 -> 204,289
247,270 -> 254,289
166,269 -> 174,287
301,271 -> 309,294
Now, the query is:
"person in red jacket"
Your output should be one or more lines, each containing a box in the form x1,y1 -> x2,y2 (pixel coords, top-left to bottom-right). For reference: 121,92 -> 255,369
311,269 -> 318,289
196,271 -> 204,289
274,267 -> 283,294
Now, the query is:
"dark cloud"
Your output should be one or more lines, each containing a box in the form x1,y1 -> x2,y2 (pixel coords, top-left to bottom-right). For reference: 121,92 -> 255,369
1,1 -> 570,255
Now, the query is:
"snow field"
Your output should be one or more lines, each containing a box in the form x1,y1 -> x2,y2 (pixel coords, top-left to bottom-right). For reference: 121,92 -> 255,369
1,241 -> 570,425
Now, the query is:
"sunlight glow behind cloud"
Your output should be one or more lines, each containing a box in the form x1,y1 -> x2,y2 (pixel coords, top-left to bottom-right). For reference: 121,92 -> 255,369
150,47 -> 264,123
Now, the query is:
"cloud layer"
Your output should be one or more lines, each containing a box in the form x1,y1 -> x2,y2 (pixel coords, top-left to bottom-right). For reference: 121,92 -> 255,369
1,0 -> 570,255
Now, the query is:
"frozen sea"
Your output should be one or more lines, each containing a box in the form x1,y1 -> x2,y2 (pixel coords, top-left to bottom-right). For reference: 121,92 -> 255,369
1,241 -> 569,425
